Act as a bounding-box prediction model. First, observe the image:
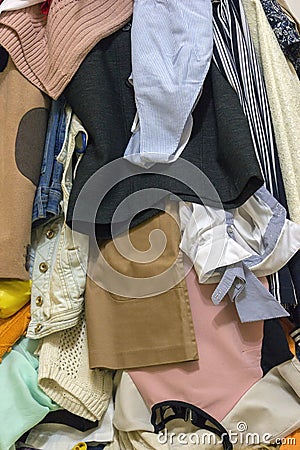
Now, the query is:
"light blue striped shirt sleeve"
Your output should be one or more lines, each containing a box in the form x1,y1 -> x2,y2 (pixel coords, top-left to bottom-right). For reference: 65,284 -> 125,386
124,0 -> 214,168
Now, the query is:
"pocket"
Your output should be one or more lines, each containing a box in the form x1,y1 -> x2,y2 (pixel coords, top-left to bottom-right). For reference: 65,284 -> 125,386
55,226 -> 88,303
66,247 -> 87,294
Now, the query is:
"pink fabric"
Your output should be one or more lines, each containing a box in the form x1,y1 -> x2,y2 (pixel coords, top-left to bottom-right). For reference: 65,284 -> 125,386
0,0 -> 133,99
129,268 -> 264,421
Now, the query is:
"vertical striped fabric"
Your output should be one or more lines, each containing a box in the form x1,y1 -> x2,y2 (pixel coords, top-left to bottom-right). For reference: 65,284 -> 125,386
212,0 -> 297,305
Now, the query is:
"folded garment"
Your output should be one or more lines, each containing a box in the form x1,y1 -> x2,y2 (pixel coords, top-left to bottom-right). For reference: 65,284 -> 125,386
0,337 -> 59,450
222,357 -> 300,441
0,302 -> 30,361
38,311 -> 113,421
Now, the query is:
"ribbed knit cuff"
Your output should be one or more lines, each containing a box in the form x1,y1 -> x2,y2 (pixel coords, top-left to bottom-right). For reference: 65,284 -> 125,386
38,362 -> 112,421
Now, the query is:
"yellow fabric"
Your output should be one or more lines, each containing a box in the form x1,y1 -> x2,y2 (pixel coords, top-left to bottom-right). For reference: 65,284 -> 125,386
0,279 -> 31,318
72,443 -> 87,450
0,302 -> 30,361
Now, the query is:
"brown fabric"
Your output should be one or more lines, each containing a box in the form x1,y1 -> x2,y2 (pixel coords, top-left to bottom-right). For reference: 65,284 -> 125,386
0,302 -> 30,362
0,57 -> 49,279
0,0 -> 133,99
85,202 -> 198,370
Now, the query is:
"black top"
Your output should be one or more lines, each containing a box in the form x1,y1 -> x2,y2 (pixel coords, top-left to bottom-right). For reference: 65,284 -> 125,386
64,23 -> 263,239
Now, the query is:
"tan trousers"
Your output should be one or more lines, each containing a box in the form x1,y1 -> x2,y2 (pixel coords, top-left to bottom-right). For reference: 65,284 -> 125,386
85,201 -> 198,369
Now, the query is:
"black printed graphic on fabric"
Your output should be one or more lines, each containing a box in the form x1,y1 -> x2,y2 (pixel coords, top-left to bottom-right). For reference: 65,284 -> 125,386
151,401 -> 233,450
15,108 -> 49,186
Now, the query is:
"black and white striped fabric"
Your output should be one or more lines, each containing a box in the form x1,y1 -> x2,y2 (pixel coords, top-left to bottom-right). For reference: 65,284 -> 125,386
212,0 -> 297,306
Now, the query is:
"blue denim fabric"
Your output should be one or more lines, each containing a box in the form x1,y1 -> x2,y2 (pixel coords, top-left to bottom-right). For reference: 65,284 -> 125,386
32,96 -> 66,227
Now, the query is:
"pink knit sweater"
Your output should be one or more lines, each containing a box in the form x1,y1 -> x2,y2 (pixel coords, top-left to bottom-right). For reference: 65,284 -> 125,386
0,0 -> 133,99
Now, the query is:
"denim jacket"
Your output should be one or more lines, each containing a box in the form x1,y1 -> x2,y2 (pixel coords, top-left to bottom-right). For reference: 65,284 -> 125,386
32,96 -> 66,227
27,107 -> 89,338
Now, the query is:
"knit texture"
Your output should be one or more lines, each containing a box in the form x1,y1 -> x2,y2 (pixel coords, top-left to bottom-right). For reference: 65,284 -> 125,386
0,302 -> 30,361
0,0 -> 133,99
38,311 -> 113,421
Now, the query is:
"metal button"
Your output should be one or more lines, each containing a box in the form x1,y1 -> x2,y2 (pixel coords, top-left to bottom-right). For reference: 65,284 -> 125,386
39,262 -> 48,273
46,229 -> 55,239
35,296 -> 43,306
34,323 -> 43,333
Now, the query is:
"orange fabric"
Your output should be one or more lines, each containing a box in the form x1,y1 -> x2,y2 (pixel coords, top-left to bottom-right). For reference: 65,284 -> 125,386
281,318 -> 299,449
281,429 -> 299,449
0,302 -> 30,362
280,318 -> 294,351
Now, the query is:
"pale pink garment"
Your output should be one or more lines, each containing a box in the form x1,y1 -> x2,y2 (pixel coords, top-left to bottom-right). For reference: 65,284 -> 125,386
129,268 -> 264,421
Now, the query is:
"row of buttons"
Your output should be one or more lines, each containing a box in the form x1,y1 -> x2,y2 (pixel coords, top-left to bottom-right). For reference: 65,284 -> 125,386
34,228 -> 55,334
